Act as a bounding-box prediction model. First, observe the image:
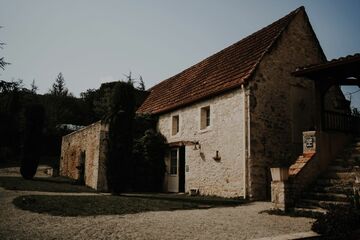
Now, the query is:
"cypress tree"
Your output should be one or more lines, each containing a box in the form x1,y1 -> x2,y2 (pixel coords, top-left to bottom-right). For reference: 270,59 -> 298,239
20,104 -> 45,179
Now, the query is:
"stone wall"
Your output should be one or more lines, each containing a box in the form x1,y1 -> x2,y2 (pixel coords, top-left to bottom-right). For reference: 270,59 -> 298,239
158,89 -> 246,198
248,10 -> 328,200
60,121 -> 108,191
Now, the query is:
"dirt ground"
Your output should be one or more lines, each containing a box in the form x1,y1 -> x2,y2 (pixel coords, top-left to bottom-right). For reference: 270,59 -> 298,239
0,166 -> 316,240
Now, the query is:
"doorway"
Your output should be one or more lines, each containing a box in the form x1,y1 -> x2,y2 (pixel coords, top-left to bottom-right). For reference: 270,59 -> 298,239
178,146 -> 185,192
167,146 -> 185,192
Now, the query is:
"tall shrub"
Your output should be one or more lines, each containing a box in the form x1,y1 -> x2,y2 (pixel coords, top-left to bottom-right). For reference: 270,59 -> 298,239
133,129 -> 167,192
105,81 -> 135,193
20,104 -> 45,179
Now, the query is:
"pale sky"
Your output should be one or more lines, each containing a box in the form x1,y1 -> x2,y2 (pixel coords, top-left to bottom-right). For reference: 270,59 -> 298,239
0,0 -> 359,107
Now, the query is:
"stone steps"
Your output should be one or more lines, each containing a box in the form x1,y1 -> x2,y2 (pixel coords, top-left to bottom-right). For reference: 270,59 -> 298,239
293,207 -> 327,217
323,171 -> 355,180
316,178 -> 353,186
293,136 -> 360,214
327,165 -> 353,172
302,192 -> 348,202
297,199 -> 350,209
312,184 -> 353,195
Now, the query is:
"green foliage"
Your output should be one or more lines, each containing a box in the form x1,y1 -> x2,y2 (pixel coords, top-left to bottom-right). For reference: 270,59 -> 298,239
105,81 -> 165,193
124,71 -> 135,84
350,188 -> 360,210
30,79 -> 38,94
48,72 -> 69,97
80,88 -> 98,123
133,114 -> 157,139
20,104 -> 45,179
0,80 -> 21,93
138,76 -> 145,90
312,204 -> 360,239
106,81 -> 135,193
133,129 -> 167,192
0,80 -> 24,163
0,78 -> 92,165
352,107 -> 360,117
0,28 -> 10,71
0,56 -> 9,71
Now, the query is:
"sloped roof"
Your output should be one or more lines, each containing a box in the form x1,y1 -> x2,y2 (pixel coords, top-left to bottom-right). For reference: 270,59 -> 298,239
138,7 -> 305,114
294,53 -> 360,77
293,53 -> 360,87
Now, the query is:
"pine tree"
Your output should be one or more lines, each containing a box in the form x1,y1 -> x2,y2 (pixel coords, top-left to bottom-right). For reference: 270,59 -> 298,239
49,72 -> 68,96
124,71 -> 135,85
30,79 -> 38,93
138,76 -> 145,90
0,27 -> 10,72
20,104 -> 45,179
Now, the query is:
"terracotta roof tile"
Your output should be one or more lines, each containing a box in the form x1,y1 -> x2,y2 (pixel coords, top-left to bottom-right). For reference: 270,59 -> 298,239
294,53 -> 360,74
138,7 -> 304,114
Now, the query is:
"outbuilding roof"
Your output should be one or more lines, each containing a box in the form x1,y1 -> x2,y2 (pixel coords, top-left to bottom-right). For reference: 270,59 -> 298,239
138,7 -> 305,114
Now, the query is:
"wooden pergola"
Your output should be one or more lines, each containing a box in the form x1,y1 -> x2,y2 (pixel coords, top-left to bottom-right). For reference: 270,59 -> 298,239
293,54 -> 360,132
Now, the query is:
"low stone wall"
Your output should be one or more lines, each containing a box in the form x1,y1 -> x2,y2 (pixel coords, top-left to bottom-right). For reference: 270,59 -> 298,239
60,121 -> 108,191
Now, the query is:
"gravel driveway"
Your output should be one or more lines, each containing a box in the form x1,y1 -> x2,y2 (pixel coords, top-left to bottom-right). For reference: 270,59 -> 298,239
0,166 -> 315,240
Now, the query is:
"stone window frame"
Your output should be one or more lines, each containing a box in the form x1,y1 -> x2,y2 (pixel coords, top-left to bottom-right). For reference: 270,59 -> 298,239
172,115 -> 180,136
200,105 -> 211,130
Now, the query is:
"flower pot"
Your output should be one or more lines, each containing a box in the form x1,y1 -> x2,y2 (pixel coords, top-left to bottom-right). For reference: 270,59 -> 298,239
270,167 -> 289,181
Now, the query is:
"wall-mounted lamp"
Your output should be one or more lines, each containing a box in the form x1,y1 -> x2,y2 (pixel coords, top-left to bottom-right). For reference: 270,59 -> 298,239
213,151 -> 221,161
192,141 -> 201,150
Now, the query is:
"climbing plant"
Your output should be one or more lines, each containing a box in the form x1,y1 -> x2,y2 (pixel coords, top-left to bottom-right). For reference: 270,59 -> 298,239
133,129 -> 167,192
105,81 -> 135,193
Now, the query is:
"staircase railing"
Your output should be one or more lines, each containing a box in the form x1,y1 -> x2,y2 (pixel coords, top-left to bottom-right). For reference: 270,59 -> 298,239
323,111 -> 360,133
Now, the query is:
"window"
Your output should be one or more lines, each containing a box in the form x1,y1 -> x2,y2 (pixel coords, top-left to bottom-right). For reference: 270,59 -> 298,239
200,106 -> 211,129
170,149 -> 178,175
172,115 -> 179,135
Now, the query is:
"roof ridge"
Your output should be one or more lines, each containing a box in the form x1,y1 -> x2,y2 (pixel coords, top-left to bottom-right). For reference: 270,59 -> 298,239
147,7 -> 303,92
246,6 -> 305,81
138,6 -> 306,114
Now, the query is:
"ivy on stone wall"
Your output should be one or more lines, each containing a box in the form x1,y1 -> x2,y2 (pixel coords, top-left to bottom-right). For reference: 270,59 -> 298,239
105,81 -> 135,193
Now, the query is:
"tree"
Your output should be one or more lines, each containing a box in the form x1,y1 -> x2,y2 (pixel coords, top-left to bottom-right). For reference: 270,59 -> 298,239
124,71 -> 135,85
30,79 -> 38,93
0,27 -> 10,72
80,88 -> 99,123
133,129 -> 167,191
20,104 -> 45,179
138,75 -> 145,90
106,81 -> 136,193
0,80 -> 20,93
49,72 -> 69,96
0,79 -> 24,163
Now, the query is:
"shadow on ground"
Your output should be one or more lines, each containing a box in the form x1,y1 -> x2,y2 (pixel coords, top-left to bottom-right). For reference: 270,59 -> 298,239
259,209 -> 322,219
13,195 -> 222,216
0,176 -> 95,193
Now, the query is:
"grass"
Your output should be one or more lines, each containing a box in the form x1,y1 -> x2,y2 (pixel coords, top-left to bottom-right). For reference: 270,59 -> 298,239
13,195 -> 204,217
0,176 -> 95,193
1,165 -> 244,217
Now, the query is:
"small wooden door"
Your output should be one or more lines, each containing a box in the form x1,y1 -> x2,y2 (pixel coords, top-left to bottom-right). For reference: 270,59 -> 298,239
178,146 -> 185,192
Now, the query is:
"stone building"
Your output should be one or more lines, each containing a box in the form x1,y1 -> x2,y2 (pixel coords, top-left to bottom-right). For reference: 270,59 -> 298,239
60,6 -> 349,199
60,121 -> 108,191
